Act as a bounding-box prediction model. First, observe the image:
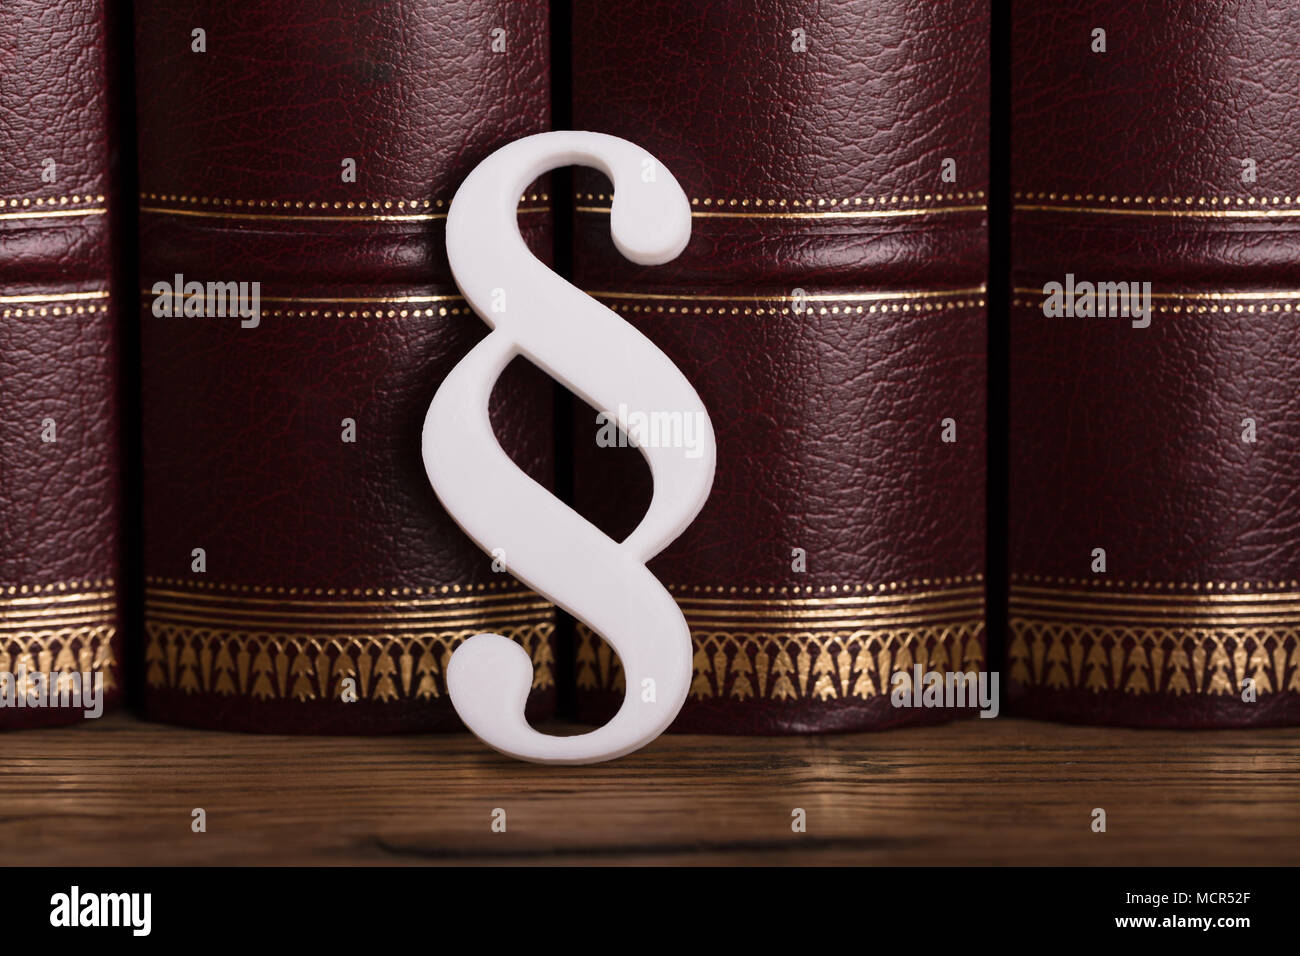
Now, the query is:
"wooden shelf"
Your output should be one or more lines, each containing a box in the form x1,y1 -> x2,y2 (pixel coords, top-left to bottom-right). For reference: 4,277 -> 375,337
3,713 -> 1297,865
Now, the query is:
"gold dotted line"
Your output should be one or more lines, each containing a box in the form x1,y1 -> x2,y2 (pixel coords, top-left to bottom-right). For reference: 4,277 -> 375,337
3,579 -> 114,596
1,303 -> 106,319
669,575 -> 984,596
143,575 -> 984,598
1012,573 -> 1300,591
1014,190 -> 1297,207
1,194 -> 106,208
602,298 -> 985,317
578,191 -> 986,207
149,303 -> 987,319
1012,297 -> 1298,314
144,576 -> 530,597
144,294 -> 985,319
252,305 -> 472,320
139,192 -> 548,211
137,287 -> 470,320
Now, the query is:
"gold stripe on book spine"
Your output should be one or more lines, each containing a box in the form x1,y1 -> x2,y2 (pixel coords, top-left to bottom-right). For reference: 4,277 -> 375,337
577,193 -> 988,220
0,195 -> 108,221
576,587 -> 986,701
143,587 -> 556,701
0,588 -> 119,692
138,194 -> 550,223
1009,585 -> 1300,696
1013,191 -> 1300,218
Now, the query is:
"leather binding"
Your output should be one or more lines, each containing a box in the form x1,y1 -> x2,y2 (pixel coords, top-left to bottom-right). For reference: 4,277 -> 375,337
0,1 -> 125,728
570,1 -> 989,732
135,0 -> 555,732
1011,1 -> 1300,725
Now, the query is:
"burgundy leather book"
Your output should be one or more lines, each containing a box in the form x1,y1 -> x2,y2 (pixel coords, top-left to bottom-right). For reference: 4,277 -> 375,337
0,1 -> 125,728
134,0 -> 555,732
1010,1 -> 1300,726
569,1 -> 989,732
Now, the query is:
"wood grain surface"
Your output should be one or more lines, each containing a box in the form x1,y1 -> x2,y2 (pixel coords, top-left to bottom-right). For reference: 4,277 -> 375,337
1,713 -> 1296,865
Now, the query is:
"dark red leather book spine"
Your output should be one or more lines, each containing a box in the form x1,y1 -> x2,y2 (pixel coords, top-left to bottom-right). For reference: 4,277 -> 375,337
1010,1 -> 1300,725
134,0 -> 555,732
569,1 -> 989,732
0,1 -> 125,728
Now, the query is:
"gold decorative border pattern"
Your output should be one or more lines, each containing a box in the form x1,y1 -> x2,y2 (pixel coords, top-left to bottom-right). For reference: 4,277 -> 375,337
139,191 -> 549,223
137,288 -> 987,320
0,586 -> 119,691
0,194 -> 108,221
577,586 -> 986,701
577,191 -> 987,219
1011,572 -> 1300,592
2,303 -> 108,319
668,575 -> 983,596
145,574 -> 984,596
138,289 -> 473,321
1014,190 -> 1300,218
144,585 -> 555,701
1010,583 -> 1300,696
1012,289 -> 1300,315
2,578 -> 114,596
591,288 -> 986,317
1,290 -> 111,319
145,575 -> 526,597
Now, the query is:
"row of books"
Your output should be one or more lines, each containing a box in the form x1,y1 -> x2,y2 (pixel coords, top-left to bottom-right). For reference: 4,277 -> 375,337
2,1 -> 1296,733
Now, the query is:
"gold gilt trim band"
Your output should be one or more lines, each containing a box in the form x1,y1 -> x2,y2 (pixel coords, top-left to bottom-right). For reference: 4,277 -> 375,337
136,289 -> 471,321
1009,584 -> 1300,696
0,194 -> 108,221
577,190 -> 987,220
139,191 -> 549,223
0,586 -> 119,691
144,585 -> 555,702
1,290 -> 110,305
2,292 -> 111,320
577,585 -> 986,701
1013,190 -> 1300,218
589,288 -> 987,318
1012,288 -> 1300,315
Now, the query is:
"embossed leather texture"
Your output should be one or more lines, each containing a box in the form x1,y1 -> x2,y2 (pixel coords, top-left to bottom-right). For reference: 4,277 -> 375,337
1010,0 -> 1300,725
0,0 -> 125,728
570,0 -> 989,732
134,0 -> 556,732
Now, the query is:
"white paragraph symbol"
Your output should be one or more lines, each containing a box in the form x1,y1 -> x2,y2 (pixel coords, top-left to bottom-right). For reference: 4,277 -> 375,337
422,132 -> 716,764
